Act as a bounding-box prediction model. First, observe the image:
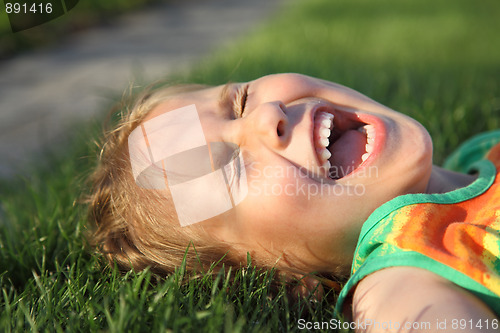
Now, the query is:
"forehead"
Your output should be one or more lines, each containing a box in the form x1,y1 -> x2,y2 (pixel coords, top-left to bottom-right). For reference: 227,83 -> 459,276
129,83 -> 247,227
146,85 -> 225,121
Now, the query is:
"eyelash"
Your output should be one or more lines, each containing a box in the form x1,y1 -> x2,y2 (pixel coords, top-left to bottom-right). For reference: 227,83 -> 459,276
233,84 -> 249,118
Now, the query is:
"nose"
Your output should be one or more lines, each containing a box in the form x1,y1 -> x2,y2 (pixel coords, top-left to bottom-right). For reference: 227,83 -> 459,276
247,101 -> 289,147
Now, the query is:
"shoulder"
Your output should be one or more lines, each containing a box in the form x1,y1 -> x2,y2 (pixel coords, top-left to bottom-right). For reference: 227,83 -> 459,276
351,267 -> 498,333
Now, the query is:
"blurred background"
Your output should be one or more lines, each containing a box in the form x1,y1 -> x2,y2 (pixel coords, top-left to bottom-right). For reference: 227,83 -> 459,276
0,0 -> 499,331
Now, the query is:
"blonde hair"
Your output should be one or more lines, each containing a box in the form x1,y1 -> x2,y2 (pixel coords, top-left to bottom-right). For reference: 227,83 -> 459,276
87,83 -> 242,276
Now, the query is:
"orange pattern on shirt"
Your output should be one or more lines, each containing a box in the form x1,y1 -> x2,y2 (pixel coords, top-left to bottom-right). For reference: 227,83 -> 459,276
389,144 -> 500,296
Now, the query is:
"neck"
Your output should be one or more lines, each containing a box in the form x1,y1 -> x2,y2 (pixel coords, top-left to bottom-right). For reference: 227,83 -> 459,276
426,166 -> 477,194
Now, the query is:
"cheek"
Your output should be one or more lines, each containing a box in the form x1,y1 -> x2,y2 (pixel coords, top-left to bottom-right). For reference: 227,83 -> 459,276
249,167 -> 313,205
255,74 -> 317,103
239,175 -> 312,228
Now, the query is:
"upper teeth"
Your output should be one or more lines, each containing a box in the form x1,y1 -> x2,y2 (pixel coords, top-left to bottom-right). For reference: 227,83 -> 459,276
313,111 -> 376,178
314,111 -> 334,170
358,124 -> 375,162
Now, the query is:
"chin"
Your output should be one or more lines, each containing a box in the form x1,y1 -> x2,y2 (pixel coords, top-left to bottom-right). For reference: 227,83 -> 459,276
398,120 -> 434,194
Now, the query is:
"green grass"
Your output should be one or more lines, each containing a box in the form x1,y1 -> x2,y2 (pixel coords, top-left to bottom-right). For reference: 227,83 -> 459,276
1,0 -> 500,331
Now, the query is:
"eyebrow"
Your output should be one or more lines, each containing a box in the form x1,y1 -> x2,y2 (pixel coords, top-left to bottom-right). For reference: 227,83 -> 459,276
218,82 -> 235,110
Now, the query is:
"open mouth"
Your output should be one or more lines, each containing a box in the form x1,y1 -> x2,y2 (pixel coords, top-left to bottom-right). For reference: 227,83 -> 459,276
314,109 -> 374,180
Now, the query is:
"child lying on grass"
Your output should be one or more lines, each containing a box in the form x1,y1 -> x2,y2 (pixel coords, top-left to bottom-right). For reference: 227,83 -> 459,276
88,73 -> 500,332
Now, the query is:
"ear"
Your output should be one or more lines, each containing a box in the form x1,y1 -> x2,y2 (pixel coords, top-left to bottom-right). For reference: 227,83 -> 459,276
291,274 -> 325,301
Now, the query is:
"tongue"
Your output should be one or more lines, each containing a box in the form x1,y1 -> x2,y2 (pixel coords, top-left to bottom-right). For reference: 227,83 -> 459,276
328,130 -> 366,178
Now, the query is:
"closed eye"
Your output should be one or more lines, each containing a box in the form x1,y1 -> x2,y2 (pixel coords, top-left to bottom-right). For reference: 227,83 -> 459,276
233,84 -> 249,118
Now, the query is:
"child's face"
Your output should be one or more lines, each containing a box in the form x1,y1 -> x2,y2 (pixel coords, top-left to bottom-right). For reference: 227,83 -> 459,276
146,73 -> 433,271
